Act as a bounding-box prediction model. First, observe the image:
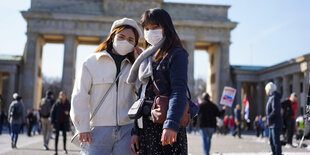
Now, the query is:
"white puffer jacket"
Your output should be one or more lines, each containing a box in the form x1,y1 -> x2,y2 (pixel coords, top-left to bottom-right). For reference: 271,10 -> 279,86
70,50 -> 136,133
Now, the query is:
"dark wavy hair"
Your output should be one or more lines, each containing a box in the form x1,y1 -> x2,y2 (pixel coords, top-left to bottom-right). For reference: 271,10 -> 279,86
141,8 -> 187,62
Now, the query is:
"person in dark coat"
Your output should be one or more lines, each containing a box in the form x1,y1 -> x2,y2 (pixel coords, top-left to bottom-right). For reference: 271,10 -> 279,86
51,91 -> 71,155
8,95 -> 26,148
0,111 -> 5,135
265,82 -> 282,155
26,109 -> 36,136
195,93 -> 226,155
233,104 -> 242,138
281,92 -> 298,147
253,116 -> 261,137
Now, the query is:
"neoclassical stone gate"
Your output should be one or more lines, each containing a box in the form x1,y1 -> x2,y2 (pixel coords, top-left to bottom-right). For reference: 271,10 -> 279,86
21,0 -> 236,109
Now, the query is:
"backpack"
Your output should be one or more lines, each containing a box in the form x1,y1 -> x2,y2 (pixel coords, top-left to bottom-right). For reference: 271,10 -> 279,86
10,103 -> 21,120
281,100 -> 294,119
39,98 -> 52,117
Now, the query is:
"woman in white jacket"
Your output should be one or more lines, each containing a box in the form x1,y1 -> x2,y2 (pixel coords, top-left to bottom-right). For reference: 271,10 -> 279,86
70,18 -> 142,155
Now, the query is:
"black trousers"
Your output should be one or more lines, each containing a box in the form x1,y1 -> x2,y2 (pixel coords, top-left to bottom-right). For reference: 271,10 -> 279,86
256,128 -> 260,137
286,118 -> 295,145
27,123 -> 34,136
233,124 -> 241,138
55,123 -> 66,152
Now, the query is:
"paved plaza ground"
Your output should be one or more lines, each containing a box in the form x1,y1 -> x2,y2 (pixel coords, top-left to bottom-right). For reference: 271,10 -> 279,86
0,131 -> 309,155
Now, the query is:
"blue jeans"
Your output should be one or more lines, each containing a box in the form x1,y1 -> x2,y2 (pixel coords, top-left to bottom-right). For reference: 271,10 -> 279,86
11,124 -> 21,146
269,128 -> 282,155
264,128 -> 269,137
200,128 -> 215,155
229,126 -> 234,135
81,123 -> 133,155
0,124 -> 2,134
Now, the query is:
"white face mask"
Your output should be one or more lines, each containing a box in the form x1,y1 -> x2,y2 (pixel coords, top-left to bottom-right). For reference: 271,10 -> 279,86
112,38 -> 134,56
144,29 -> 163,46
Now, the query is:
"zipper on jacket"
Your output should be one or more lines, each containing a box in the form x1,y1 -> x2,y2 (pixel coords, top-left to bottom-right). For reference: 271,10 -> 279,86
106,53 -> 119,127
116,84 -> 119,127
104,52 -> 130,127
115,59 -> 127,128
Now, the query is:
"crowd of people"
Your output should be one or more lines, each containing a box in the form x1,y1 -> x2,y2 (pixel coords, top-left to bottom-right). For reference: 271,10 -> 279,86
0,7 -> 308,155
189,81 -> 307,155
0,91 -> 71,155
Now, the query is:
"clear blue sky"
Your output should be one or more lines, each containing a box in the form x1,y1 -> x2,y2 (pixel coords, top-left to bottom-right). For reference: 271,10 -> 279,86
1,0 -> 310,80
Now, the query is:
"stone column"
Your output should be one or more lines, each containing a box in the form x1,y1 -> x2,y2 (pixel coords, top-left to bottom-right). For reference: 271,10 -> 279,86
217,42 -> 231,104
273,78 -> 280,90
183,41 -> 195,97
282,75 -> 289,100
251,83 -> 257,121
256,82 -> 263,115
302,71 -> 310,114
62,35 -> 78,100
0,73 -> 2,95
292,73 -> 301,103
236,81 -> 242,105
8,72 -> 16,102
22,33 -> 44,110
0,73 -> 3,112
209,42 -> 231,104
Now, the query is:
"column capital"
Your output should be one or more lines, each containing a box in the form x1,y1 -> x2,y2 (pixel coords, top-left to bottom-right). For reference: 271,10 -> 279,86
100,36 -> 108,43
64,35 -> 78,42
182,40 -> 195,49
282,74 -> 289,79
182,40 -> 195,97
26,32 -> 39,37
220,41 -> 231,46
26,32 -> 46,46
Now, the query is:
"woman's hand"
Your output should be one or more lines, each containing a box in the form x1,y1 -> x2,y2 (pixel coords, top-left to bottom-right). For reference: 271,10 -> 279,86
133,47 -> 143,60
161,128 -> 177,146
129,135 -> 140,155
79,132 -> 92,143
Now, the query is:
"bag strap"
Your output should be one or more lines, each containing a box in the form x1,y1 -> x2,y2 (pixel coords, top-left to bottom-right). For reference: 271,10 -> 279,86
140,82 -> 148,99
89,69 -> 124,121
152,80 -> 192,100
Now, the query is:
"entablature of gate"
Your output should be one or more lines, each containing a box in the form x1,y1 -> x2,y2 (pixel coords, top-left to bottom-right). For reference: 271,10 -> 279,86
23,0 -> 237,45
22,12 -> 236,44
0,63 -> 19,74
232,54 -> 310,83
29,0 -> 232,22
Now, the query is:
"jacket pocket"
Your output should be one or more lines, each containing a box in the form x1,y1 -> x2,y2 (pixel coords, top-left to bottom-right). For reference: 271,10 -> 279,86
89,77 -> 114,116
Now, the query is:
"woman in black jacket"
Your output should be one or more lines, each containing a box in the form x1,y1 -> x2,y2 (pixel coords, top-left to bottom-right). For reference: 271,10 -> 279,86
51,91 -> 71,155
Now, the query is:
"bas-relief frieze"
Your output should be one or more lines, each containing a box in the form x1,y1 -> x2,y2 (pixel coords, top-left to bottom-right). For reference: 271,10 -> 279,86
27,18 -> 231,42
31,1 -> 226,19
103,1 -> 161,17
163,3 -> 228,21
175,26 -> 230,42
28,19 -> 112,36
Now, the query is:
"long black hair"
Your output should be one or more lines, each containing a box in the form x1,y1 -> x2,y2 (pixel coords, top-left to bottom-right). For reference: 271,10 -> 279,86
141,8 -> 187,62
